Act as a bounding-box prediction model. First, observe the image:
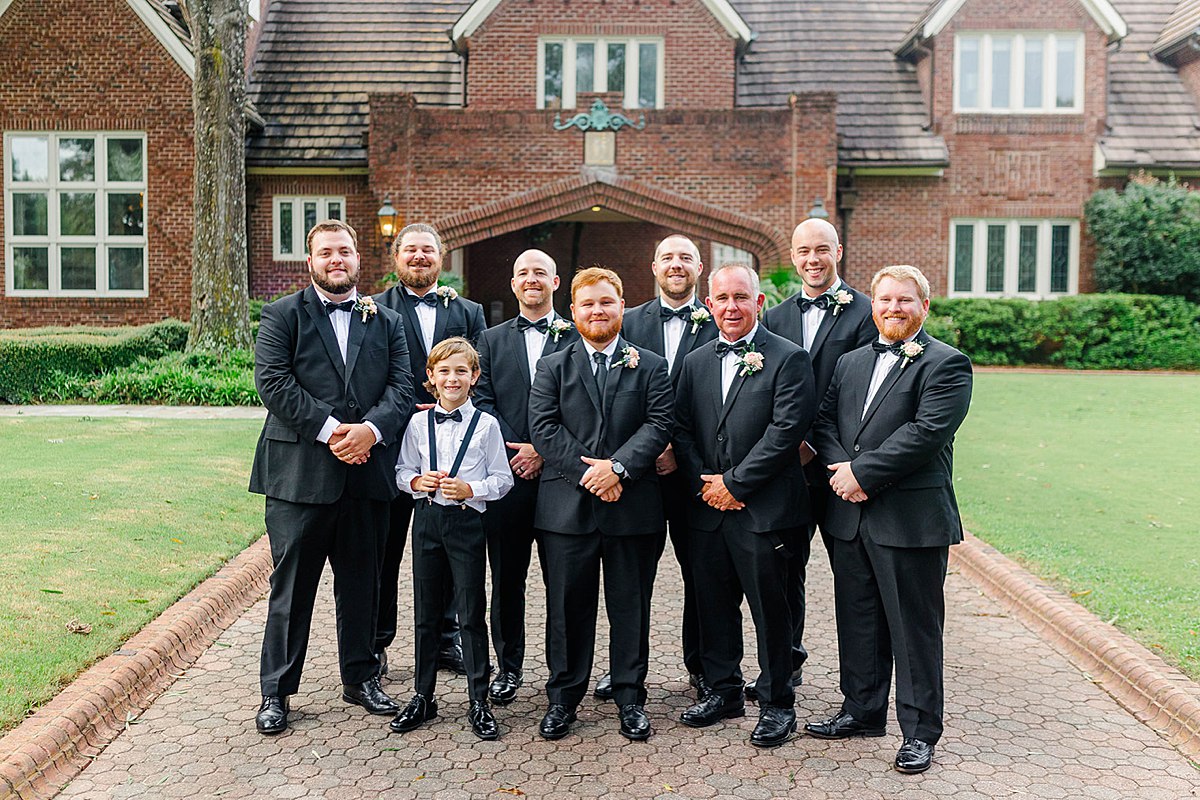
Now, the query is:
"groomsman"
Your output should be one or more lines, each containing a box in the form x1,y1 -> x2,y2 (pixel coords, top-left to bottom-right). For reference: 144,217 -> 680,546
250,220 -> 412,734
474,249 -> 579,706
758,218 -> 875,700
805,265 -> 972,775
374,223 -> 487,675
673,262 -> 816,747
529,267 -> 673,741
619,234 -> 717,700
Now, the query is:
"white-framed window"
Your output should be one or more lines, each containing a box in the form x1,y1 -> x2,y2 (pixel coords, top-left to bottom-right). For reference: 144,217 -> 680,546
949,219 -> 1078,297
955,32 -> 1084,113
538,37 -> 664,110
4,131 -> 147,297
272,196 -> 345,261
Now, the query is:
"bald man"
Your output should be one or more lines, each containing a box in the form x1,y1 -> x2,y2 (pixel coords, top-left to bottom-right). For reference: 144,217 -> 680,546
758,218 -> 876,701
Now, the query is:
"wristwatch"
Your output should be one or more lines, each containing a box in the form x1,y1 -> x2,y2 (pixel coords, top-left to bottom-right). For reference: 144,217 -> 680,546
611,460 -> 627,480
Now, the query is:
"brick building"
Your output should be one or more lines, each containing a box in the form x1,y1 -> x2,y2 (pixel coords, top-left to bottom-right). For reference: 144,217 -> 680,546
4,0 -> 1200,326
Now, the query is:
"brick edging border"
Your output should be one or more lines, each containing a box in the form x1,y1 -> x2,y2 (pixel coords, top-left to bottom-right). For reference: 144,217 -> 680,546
0,536 -> 273,800
952,531 -> 1200,763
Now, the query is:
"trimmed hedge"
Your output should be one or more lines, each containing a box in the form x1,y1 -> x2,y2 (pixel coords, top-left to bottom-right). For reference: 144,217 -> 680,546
0,320 -> 190,403
928,294 -> 1200,370
43,349 -> 259,406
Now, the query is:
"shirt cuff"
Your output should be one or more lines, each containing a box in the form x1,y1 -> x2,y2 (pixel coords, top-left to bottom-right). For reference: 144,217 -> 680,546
316,416 -> 341,444
364,420 -> 383,445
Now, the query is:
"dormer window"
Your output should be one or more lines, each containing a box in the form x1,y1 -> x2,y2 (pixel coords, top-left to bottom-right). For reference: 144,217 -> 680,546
538,37 -> 664,110
955,32 -> 1083,113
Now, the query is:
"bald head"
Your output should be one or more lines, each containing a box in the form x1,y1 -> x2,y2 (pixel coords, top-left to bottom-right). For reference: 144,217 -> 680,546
511,249 -> 560,316
791,218 -> 843,295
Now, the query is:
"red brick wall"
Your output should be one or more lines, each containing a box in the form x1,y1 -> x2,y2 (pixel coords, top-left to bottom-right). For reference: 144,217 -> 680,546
0,0 -> 194,327
246,173 -> 382,298
848,0 -> 1109,295
465,0 -> 736,110
1177,58 -> 1200,109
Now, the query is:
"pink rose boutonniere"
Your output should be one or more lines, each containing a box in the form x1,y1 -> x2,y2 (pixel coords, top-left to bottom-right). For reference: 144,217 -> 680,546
831,289 -> 854,317
436,285 -> 458,308
549,318 -> 573,342
613,345 -> 640,369
900,340 -> 924,369
736,346 -> 764,377
689,307 -> 712,334
353,296 -> 378,322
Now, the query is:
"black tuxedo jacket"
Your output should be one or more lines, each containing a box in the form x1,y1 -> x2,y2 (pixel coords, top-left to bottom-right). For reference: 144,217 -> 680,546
762,283 -> 876,406
673,327 -> 816,533
475,314 -> 580,444
811,332 -> 973,548
621,299 -> 718,384
249,286 -> 414,504
374,284 -> 487,405
529,337 -> 674,535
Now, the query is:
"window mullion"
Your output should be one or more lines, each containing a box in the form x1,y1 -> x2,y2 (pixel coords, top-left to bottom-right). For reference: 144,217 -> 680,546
1012,37 -> 1023,114
981,35 -> 992,113
564,40 -> 577,109
973,221 -> 986,296
1005,220 -> 1019,295
625,39 -> 638,108
594,38 -> 605,93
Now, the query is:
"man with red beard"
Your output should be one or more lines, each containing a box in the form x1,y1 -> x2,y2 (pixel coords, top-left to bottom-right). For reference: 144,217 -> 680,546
805,265 -> 972,775
528,267 -> 673,742
374,223 -> 486,677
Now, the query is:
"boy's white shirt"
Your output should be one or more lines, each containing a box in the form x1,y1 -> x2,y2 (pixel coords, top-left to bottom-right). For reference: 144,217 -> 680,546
396,399 -> 514,512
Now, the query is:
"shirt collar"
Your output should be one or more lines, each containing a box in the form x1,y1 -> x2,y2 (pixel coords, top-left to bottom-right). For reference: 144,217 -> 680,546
801,278 -> 841,301
876,328 -> 922,349
314,285 -> 359,305
582,337 -> 621,360
405,285 -> 437,298
519,309 -> 554,325
659,295 -> 696,311
434,399 -> 474,416
719,322 -> 759,346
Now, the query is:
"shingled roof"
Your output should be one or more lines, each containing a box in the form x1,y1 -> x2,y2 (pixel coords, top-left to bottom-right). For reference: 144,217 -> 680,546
1151,0 -> 1200,60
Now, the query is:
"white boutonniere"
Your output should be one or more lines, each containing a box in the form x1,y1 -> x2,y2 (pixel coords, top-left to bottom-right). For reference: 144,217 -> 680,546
689,307 -> 712,334
831,289 -> 854,317
549,318 -> 573,342
900,340 -> 924,369
353,296 -> 378,322
436,285 -> 458,308
613,345 -> 640,369
736,346 -> 764,377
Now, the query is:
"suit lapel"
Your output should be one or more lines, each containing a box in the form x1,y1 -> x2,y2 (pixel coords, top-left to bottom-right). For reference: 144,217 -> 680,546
540,315 -> 573,357
603,338 -> 626,414
717,329 -> 766,429
808,307 -> 838,358
644,302 -> 667,354
856,333 -> 928,434
432,293 -> 450,345
570,341 -> 604,415
504,319 -> 532,391
303,288 -> 347,383
673,319 -> 701,382
397,292 -> 427,359
343,305 -> 367,386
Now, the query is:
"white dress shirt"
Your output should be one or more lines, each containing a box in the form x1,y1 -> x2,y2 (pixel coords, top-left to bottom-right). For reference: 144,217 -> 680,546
862,332 -> 919,417
520,311 -> 554,381
396,400 -> 514,513
800,279 -> 842,352
406,286 -> 438,354
660,295 -> 696,372
582,337 -> 621,374
313,287 -> 382,446
717,323 -> 759,403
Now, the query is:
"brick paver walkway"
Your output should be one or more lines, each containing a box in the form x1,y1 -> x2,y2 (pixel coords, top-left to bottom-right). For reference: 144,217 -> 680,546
58,543 -> 1200,800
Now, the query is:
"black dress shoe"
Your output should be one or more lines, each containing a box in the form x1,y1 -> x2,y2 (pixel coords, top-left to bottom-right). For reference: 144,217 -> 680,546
538,703 -> 577,740
375,650 -> 388,679
593,672 -> 613,700
688,672 -> 712,700
467,700 -> 500,740
342,676 -> 400,715
750,706 -> 796,748
803,709 -> 886,740
618,704 -> 652,741
488,670 -> 523,706
255,695 -> 288,735
895,738 -> 934,774
437,643 -> 467,675
744,668 -> 803,702
679,693 -> 745,728
388,694 -> 439,733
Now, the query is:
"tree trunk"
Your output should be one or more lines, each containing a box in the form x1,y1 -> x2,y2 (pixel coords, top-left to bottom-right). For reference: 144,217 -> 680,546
187,0 -> 252,352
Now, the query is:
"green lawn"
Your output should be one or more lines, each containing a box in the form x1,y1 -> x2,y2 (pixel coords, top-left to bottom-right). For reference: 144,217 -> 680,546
956,371 -> 1200,680
0,417 -> 264,732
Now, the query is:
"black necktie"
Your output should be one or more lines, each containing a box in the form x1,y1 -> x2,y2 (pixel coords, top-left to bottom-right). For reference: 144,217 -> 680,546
797,294 -> 832,313
714,340 -> 749,357
410,292 -> 438,307
592,351 -> 609,404
434,409 -> 462,424
324,300 -> 355,315
872,340 -> 904,356
517,316 -> 550,333
660,306 -> 693,321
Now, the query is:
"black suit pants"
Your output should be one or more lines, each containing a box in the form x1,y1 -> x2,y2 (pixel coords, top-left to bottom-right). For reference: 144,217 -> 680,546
260,495 -> 387,696
653,469 -> 702,676
690,516 -> 797,709
541,529 -> 660,708
376,493 -> 457,653
412,502 -> 490,702
830,527 -> 949,744
483,476 -> 547,675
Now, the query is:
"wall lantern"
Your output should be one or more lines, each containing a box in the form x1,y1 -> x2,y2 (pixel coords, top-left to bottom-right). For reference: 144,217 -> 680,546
377,197 -> 401,246
808,197 -> 830,220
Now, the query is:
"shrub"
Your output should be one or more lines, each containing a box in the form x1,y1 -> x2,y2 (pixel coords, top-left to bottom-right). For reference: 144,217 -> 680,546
0,320 -> 190,403
761,265 -> 804,308
1084,174 -> 1200,302
43,349 -> 259,406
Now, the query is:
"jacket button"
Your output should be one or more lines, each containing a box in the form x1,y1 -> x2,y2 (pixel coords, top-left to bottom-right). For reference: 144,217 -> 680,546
348,400 -> 358,409
853,444 -> 860,452
717,433 -> 726,442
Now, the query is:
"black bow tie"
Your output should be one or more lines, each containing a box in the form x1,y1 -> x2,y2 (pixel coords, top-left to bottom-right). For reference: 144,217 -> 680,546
660,305 -> 693,321
410,292 -> 439,307
324,299 -> 355,315
872,340 -> 905,356
517,316 -> 550,333
797,294 -> 833,313
715,340 -> 749,357
434,409 -> 462,424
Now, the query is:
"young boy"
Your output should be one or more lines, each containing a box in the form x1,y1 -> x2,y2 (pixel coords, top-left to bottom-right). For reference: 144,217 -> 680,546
389,337 -> 514,740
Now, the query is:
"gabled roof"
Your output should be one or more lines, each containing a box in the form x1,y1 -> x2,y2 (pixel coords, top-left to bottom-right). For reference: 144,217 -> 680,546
898,0 -> 1128,56
1151,0 -> 1200,61
449,0 -> 752,48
